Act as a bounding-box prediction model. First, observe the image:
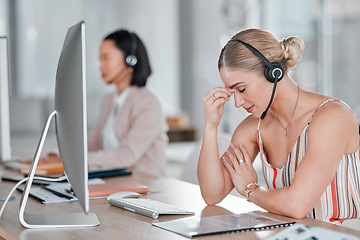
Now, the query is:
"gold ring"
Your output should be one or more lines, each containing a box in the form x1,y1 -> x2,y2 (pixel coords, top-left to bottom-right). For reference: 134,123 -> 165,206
212,94 -> 217,101
238,159 -> 245,163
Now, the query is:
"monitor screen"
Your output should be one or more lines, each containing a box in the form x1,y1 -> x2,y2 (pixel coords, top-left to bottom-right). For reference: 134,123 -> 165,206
55,21 -> 89,213
18,21 -> 99,228
0,37 -> 11,162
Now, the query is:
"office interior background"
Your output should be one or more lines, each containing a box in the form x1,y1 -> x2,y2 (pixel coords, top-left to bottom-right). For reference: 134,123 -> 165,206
1,0 -> 360,183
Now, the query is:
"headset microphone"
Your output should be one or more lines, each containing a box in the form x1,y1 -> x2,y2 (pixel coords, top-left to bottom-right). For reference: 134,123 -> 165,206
228,39 -> 284,119
260,73 -> 280,119
107,67 -> 127,84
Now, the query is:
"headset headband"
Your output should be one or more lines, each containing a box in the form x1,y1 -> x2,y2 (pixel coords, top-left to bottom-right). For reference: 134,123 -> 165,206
228,39 -> 273,70
227,38 -> 284,119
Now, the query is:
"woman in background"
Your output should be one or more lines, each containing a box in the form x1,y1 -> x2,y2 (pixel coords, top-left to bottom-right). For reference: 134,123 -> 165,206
198,28 -> 360,225
88,29 -> 168,176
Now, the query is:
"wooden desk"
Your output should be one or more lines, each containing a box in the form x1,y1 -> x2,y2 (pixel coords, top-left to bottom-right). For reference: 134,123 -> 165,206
0,167 -> 359,240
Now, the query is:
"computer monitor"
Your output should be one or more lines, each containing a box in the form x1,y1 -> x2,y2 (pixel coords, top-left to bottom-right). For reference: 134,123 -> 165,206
0,37 -> 11,162
19,21 -> 100,228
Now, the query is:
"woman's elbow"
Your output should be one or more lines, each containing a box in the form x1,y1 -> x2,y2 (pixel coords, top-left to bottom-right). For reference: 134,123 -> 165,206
284,203 -> 312,219
203,198 -> 221,206
287,210 -> 309,219
200,191 -> 224,206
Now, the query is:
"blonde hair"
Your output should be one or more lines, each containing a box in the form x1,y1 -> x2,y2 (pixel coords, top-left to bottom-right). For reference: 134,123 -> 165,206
218,28 -> 304,75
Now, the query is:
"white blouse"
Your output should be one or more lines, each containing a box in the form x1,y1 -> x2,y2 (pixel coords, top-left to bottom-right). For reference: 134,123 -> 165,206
101,88 -> 130,150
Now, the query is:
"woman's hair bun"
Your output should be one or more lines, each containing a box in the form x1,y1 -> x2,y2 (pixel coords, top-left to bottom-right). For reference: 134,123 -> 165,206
281,37 -> 305,68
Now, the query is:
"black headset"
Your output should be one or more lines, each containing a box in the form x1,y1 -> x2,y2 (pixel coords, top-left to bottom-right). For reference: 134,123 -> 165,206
125,32 -> 138,67
228,39 -> 284,119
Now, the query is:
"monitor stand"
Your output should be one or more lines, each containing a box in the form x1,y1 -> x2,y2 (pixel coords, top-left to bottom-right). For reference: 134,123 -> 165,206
18,111 -> 100,228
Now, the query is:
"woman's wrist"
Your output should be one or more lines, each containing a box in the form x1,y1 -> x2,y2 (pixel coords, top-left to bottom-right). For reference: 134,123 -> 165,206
244,182 -> 260,202
204,124 -> 219,133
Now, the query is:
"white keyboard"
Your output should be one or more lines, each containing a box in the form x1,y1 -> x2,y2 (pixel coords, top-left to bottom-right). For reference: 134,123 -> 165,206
108,198 -> 194,219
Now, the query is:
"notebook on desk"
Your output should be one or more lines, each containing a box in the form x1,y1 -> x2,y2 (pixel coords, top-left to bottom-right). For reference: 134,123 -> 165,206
152,211 -> 295,238
88,168 -> 132,178
87,181 -> 148,197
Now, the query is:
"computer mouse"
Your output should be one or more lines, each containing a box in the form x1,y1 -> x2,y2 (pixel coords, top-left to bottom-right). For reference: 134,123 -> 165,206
107,191 -> 142,201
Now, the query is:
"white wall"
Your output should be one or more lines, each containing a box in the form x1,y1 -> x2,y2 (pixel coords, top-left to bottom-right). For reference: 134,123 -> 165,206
179,0 -> 225,134
13,0 -> 180,117
0,0 -> 9,36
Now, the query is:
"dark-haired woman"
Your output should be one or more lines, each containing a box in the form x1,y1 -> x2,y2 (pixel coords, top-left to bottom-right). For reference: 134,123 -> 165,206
88,30 -> 168,176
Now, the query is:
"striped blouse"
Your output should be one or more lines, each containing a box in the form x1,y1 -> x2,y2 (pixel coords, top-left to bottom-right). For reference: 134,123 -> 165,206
256,99 -> 360,224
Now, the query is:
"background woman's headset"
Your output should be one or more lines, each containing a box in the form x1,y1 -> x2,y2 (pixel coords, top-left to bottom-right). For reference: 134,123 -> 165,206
125,32 -> 138,67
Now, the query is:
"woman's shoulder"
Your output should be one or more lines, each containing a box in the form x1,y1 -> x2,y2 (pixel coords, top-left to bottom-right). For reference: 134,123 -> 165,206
230,115 -> 260,156
299,90 -> 355,124
302,95 -> 359,154
308,97 -> 358,143
128,86 -> 162,108
312,98 -> 356,123
130,86 -> 158,99
232,115 -> 259,139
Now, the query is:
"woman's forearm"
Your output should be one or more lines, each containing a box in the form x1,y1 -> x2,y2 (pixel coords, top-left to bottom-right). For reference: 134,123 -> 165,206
197,126 -> 232,205
247,186 -> 313,219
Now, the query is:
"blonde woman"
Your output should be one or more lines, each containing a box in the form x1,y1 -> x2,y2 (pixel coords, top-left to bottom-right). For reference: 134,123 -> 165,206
198,28 -> 360,225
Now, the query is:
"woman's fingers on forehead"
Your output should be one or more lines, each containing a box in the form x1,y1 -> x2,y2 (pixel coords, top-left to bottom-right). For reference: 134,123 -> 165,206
213,87 -> 234,95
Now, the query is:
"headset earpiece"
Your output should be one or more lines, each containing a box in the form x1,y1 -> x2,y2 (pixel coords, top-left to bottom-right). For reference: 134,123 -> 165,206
125,55 -> 137,67
264,62 -> 284,83
125,32 -> 138,67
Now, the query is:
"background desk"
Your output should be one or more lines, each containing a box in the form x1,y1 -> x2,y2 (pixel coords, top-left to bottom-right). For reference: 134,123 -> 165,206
0,167 -> 359,240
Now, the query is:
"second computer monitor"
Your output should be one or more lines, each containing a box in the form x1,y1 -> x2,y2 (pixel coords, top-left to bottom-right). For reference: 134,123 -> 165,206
0,37 -> 11,162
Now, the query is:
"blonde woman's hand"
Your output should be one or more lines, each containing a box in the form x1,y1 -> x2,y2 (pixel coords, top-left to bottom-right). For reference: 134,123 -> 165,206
222,142 -> 258,196
203,87 -> 235,128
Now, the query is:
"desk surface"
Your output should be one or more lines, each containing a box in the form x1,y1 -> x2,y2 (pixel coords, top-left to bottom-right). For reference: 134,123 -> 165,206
0,167 -> 359,240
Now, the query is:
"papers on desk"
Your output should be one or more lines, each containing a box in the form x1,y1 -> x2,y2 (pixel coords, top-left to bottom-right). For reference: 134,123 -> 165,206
17,178 -> 105,204
26,187 -> 78,204
152,211 -> 295,238
266,223 -> 360,240
17,178 -> 148,204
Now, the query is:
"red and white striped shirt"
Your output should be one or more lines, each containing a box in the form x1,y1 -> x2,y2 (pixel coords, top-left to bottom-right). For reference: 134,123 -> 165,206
257,99 -> 360,224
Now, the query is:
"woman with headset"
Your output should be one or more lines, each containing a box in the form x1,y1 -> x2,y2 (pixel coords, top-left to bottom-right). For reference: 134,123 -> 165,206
87,30 -> 168,176
198,28 -> 360,225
